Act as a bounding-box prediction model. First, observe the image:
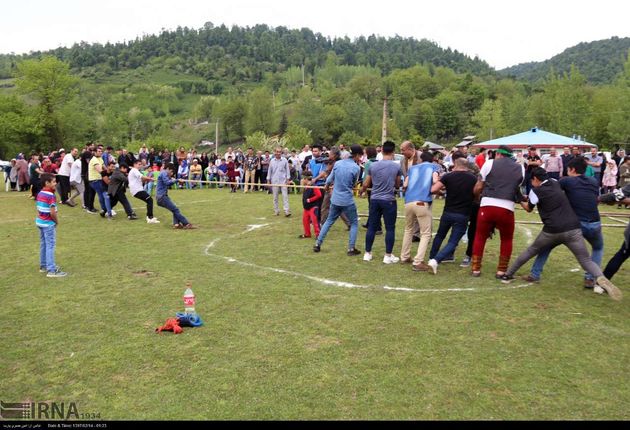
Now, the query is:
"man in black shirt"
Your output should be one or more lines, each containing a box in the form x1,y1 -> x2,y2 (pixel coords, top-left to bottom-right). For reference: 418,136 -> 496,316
427,158 -> 477,274
560,146 -> 574,177
501,168 -> 621,301
526,157 -> 603,286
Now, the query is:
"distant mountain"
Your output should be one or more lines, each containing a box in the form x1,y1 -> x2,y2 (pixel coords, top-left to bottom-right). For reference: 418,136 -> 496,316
500,36 -> 630,84
0,23 -> 494,82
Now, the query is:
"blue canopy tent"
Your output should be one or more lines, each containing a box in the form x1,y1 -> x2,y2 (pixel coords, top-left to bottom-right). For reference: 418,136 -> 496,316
472,128 -> 596,150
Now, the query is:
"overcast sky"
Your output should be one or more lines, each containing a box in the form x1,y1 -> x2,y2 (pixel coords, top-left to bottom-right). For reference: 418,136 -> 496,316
2,0 -> 629,69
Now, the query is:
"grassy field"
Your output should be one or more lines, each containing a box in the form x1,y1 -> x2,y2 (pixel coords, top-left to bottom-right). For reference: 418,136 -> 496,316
0,187 -> 628,420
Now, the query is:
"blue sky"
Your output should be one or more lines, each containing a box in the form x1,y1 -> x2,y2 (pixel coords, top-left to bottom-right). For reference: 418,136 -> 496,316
2,0 -> 629,69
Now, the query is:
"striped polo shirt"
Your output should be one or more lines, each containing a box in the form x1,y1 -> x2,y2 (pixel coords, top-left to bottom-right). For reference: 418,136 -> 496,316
36,190 -> 57,227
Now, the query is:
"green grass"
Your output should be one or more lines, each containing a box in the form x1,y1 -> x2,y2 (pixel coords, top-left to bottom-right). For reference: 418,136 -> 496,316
0,188 -> 628,420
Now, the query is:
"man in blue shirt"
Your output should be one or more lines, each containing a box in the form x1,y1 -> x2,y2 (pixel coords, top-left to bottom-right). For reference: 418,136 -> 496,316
313,144 -> 363,256
156,163 -> 196,229
400,151 -> 439,271
525,157 -> 603,287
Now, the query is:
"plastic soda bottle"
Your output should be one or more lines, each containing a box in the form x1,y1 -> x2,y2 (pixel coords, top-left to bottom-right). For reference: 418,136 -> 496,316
183,283 -> 196,314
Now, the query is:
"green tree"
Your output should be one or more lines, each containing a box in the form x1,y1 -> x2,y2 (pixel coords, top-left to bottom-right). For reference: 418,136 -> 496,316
433,91 -> 461,141
285,124 -> 311,150
471,99 -> 507,141
193,96 -> 215,122
247,88 -> 274,134
15,56 -> 79,151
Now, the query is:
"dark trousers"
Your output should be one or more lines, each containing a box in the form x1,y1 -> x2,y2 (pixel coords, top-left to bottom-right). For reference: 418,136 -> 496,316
603,240 -> 629,280
109,190 -> 134,216
429,211 -> 470,263
507,228 -> 604,278
466,203 -> 480,257
364,191 -> 383,232
365,199 -> 397,254
58,175 -> 71,203
83,176 -> 95,210
133,191 -> 154,218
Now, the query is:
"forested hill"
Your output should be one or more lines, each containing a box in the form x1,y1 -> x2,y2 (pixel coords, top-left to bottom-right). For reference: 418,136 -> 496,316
500,36 -> 630,84
0,23 -> 493,80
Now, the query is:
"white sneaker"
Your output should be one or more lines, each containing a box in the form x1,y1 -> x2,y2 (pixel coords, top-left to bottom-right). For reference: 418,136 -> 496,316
146,217 -> 161,224
383,254 -> 400,264
111,210 -> 117,216
428,259 -> 438,274
593,285 -> 605,295
363,252 -> 373,262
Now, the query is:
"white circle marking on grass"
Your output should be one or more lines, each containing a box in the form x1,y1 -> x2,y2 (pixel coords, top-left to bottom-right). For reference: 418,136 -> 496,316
203,224 -> 535,294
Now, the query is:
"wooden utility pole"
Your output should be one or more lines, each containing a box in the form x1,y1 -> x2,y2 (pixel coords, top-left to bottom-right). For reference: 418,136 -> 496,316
381,96 -> 388,144
215,119 -> 220,154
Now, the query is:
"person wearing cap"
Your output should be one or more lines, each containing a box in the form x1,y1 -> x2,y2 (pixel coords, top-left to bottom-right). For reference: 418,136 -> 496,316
500,167 -> 622,301
313,144 -> 363,255
471,145 -> 524,277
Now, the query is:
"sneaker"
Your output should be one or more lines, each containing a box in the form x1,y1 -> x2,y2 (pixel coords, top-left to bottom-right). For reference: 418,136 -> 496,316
40,265 -> 60,273
400,258 -> 413,264
363,252 -> 373,262
427,259 -> 438,274
285,213 -> 291,217
595,276 -> 623,301
47,269 -> 67,278
583,279 -> 595,289
593,285 -> 605,294
100,210 -> 106,218
375,230 -> 383,236
383,254 -> 400,265
86,208 -> 97,214
460,256 -> 471,267
347,248 -> 361,256
500,274 -> 515,284
298,234 -> 311,239
471,271 -> 481,277
128,214 -> 138,220
111,210 -> 117,216
412,262 -> 430,272
441,256 -> 456,263
313,243 -> 321,253
520,274 -> 540,283
146,217 -> 160,224
173,223 -> 184,229
183,224 -> 197,229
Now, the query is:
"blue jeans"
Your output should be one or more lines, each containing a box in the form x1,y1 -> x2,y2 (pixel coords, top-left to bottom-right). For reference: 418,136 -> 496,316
39,225 -> 57,272
429,211 -> 469,263
316,203 -> 359,250
90,180 -> 112,216
157,195 -> 189,226
531,221 -> 604,280
365,199 -> 397,253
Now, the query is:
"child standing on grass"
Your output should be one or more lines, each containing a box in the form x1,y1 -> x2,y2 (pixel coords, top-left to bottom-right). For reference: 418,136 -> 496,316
37,173 -> 67,277
299,173 -> 322,239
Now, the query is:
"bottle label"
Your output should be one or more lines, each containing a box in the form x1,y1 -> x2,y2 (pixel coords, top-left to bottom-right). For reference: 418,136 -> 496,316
184,296 -> 195,306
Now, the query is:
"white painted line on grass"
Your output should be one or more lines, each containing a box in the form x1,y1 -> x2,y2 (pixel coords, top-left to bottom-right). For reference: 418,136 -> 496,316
519,225 -> 534,245
204,224 -> 535,294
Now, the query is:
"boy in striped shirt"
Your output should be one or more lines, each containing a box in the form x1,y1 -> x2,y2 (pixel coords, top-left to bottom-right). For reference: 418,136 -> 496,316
37,173 -> 67,277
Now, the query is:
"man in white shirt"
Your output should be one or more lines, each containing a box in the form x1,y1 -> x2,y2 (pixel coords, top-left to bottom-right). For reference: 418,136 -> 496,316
298,145 -> 312,164
68,157 -> 84,208
129,159 -> 160,224
58,148 -> 77,206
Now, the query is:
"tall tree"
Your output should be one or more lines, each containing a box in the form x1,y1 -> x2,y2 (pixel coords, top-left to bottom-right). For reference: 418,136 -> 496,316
15,56 -> 79,151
